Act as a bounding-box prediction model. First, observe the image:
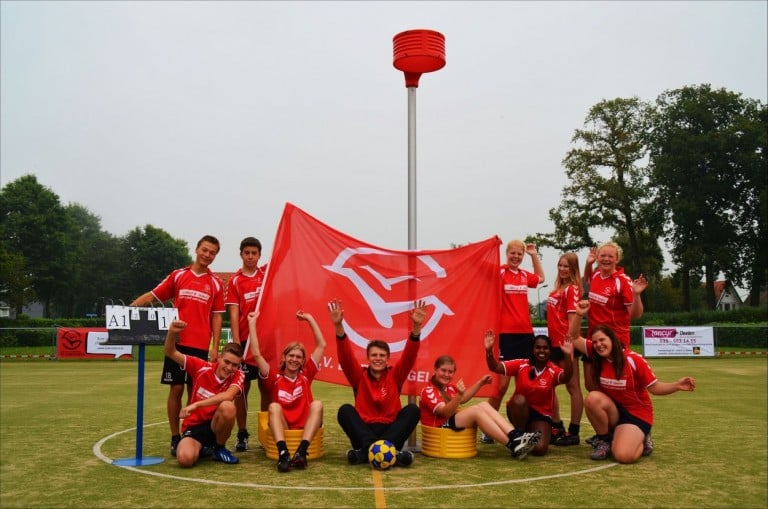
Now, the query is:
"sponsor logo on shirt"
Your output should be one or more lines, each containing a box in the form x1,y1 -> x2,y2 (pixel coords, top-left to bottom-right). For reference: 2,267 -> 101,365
178,289 -> 211,303
504,284 -> 528,294
599,377 -> 627,390
589,291 -> 609,305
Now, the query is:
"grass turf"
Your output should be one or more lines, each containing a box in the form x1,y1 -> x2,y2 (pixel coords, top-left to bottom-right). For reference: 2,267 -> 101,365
0,357 -> 766,508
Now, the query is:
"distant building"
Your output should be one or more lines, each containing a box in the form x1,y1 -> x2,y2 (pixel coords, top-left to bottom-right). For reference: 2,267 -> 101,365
713,280 -> 744,311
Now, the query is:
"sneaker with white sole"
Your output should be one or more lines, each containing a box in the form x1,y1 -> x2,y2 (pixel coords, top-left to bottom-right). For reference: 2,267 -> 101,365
235,429 -> 249,452
212,447 -> 239,464
508,430 -> 541,459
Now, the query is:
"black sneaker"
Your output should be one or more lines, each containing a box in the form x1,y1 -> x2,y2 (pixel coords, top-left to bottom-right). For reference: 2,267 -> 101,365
585,434 -> 598,446
346,448 -> 366,465
553,432 -> 580,446
170,436 -> 181,457
277,452 -> 291,472
235,430 -> 249,452
479,433 -> 494,444
395,450 -> 414,467
290,450 -> 308,469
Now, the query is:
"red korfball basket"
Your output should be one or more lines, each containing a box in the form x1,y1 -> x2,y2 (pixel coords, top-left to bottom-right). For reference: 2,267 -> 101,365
393,29 -> 446,87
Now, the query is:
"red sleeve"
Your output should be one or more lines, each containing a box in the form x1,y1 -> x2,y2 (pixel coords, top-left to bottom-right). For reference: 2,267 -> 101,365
337,337 -> 361,388
393,337 -> 420,388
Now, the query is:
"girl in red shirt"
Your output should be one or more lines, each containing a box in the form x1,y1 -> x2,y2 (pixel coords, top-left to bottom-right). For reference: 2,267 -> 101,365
485,331 -> 573,456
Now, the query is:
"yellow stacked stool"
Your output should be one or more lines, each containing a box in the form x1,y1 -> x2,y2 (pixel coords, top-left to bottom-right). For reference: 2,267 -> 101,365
257,411 -> 325,460
420,424 -> 478,458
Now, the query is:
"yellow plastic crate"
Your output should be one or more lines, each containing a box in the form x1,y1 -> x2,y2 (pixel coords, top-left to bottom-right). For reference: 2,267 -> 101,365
257,411 -> 325,460
421,424 -> 477,458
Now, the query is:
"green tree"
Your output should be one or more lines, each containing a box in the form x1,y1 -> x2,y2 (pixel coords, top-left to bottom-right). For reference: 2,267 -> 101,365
122,225 -> 191,301
0,247 -> 36,315
53,204 -> 125,317
0,175 -> 68,317
533,97 -> 662,277
649,84 -> 766,310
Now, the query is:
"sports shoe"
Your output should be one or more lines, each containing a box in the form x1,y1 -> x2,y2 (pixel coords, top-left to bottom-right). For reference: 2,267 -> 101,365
199,446 -> 214,459
394,450 -> 414,467
553,432 -> 580,446
551,424 -> 566,440
235,430 -> 249,452
290,450 -> 308,469
590,438 -> 611,460
212,447 -> 239,464
642,433 -> 654,457
585,434 -> 598,446
508,430 -> 541,459
170,436 -> 181,457
480,433 -> 494,444
346,448 -> 366,465
277,451 -> 291,472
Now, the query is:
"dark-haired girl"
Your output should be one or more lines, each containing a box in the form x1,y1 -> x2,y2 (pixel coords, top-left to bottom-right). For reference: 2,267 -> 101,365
420,355 -> 542,459
485,331 -> 573,456
571,311 -> 696,464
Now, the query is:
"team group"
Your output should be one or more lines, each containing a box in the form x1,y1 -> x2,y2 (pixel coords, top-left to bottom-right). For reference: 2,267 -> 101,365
130,235 -> 696,471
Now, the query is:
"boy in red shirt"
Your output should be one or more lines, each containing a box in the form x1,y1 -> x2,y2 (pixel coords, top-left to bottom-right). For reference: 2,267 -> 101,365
130,235 -> 225,456
330,298 -> 426,467
164,319 -> 244,467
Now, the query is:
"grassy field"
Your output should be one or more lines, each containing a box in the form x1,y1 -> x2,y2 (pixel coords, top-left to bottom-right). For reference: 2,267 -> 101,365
1,357 -> 766,508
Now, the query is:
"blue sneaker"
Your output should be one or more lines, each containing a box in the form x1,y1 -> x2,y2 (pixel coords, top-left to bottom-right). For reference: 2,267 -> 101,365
212,447 -> 239,464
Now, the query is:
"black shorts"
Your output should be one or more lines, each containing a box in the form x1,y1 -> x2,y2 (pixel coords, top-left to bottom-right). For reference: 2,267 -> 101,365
499,333 -> 534,360
440,414 -> 465,432
527,407 -> 552,425
239,362 -> 259,382
506,401 -> 552,426
182,421 -> 216,447
615,402 -> 652,436
161,345 -> 208,385
550,347 -> 583,364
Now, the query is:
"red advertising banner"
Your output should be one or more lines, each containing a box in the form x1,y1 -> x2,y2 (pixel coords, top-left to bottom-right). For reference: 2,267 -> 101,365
255,203 -> 501,397
57,328 -> 133,359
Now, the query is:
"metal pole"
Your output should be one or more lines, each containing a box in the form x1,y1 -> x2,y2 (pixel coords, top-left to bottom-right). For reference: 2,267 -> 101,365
408,87 -> 417,249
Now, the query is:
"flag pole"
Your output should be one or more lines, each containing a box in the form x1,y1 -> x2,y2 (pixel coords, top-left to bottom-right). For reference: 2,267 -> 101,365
393,29 -> 446,451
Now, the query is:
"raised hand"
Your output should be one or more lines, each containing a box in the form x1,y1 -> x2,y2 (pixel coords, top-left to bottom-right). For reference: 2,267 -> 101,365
483,329 -> 496,350
410,299 -> 428,331
327,299 -> 344,326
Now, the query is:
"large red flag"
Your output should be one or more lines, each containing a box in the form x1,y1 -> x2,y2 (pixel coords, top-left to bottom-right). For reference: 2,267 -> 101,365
255,203 -> 501,397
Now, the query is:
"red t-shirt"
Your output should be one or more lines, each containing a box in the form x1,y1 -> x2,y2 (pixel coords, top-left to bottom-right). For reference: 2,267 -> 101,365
181,355 -> 244,432
546,284 -> 581,347
260,359 -> 319,429
499,266 -> 540,333
152,266 -> 225,351
587,268 -> 634,346
336,335 -> 419,424
585,341 -> 657,425
224,265 -> 267,363
419,382 -> 460,427
501,359 -> 564,419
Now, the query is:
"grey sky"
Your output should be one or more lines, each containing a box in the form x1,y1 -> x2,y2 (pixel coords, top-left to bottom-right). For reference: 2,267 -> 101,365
2,1 -> 766,296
